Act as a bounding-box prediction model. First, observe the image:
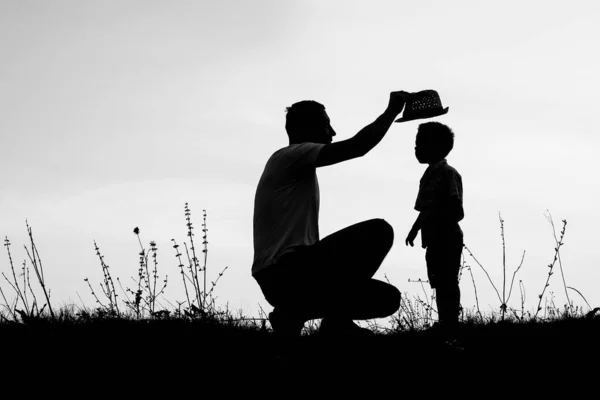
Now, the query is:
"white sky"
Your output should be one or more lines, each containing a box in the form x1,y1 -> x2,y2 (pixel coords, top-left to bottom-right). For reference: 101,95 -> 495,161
1,0 -> 599,320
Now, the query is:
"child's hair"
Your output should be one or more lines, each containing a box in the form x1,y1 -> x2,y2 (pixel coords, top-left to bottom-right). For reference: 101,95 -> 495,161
417,121 -> 455,159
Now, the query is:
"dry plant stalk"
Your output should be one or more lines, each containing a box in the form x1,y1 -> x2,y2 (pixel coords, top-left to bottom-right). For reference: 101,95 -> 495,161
84,241 -> 120,317
24,221 -> 54,319
172,204 -> 227,317
2,224 -> 54,321
534,214 -> 567,320
464,213 -> 525,321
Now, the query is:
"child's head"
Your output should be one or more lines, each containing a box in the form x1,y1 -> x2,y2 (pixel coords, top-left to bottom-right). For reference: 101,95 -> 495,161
415,121 -> 454,164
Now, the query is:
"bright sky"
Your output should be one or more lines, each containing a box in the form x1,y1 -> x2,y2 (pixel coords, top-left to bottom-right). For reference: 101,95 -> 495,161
1,0 -> 599,321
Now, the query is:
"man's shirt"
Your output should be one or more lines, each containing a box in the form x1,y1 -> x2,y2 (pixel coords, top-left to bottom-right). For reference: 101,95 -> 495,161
414,159 -> 464,248
252,143 -> 324,276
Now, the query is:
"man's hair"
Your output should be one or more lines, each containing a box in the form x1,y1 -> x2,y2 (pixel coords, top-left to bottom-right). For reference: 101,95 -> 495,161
285,100 -> 326,140
417,121 -> 455,158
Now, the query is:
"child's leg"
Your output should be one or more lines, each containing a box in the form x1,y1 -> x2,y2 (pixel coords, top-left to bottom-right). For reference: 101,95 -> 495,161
436,279 -> 460,325
426,239 -> 463,325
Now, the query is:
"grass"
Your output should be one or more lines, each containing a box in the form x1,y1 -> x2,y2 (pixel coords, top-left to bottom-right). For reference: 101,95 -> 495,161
1,204 -> 598,387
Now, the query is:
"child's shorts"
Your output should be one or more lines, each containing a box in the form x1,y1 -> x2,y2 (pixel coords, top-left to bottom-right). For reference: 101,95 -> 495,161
425,237 -> 463,289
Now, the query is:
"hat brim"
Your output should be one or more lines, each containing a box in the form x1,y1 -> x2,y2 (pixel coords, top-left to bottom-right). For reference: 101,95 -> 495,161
394,107 -> 449,123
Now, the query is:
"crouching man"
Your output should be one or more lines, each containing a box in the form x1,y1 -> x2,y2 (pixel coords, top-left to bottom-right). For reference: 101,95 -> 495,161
252,92 -> 410,337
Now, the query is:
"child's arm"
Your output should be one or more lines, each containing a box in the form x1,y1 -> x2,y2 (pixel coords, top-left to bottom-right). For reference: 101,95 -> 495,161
434,169 -> 464,225
426,198 -> 463,228
405,212 -> 424,247
444,169 -> 464,223
447,196 -> 464,223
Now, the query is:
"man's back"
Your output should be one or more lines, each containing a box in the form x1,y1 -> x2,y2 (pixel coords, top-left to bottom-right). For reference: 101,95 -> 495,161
252,143 -> 324,276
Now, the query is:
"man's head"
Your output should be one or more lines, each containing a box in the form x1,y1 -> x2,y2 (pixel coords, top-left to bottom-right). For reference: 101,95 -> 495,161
415,121 -> 454,164
285,100 -> 336,145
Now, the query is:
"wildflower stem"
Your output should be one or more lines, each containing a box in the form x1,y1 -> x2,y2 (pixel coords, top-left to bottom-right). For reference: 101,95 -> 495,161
466,265 -> 482,323
4,237 -> 27,312
172,239 -> 191,308
185,203 -> 203,311
506,250 -> 526,304
202,209 -> 208,312
545,212 -> 571,312
25,222 -> 54,319
0,285 -> 17,321
500,213 -> 506,320
534,214 -> 567,320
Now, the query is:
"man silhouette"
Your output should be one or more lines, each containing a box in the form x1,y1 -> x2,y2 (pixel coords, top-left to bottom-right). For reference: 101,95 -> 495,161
252,91 -> 410,337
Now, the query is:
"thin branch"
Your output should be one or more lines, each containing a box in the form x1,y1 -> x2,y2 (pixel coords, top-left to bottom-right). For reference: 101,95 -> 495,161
545,212 -> 571,309
25,222 -> 54,318
566,286 -> 591,310
506,250 -> 526,304
463,244 -> 502,304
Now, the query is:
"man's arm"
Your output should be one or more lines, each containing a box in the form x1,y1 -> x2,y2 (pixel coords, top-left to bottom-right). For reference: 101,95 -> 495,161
316,91 -> 410,168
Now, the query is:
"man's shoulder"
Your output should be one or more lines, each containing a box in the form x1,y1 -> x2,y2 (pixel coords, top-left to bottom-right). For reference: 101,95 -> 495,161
270,143 -> 323,159
264,145 -> 294,165
262,143 -> 324,176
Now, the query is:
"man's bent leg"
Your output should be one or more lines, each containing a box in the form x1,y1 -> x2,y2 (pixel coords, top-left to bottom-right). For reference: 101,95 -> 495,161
337,278 -> 401,320
315,218 -> 394,283
301,278 -> 401,321
254,263 -> 307,337
255,219 -> 398,336
301,219 -> 397,333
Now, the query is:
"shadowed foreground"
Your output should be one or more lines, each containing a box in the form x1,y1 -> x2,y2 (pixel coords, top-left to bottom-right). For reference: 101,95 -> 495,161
2,315 -> 599,392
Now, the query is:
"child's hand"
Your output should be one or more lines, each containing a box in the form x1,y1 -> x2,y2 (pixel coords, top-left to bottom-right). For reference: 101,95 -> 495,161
405,228 -> 418,247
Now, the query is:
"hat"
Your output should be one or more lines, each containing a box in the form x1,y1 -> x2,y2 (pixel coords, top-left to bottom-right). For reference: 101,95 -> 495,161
394,90 -> 449,123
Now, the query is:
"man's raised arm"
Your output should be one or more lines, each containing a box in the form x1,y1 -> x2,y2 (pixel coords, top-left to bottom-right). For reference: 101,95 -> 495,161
316,91 -> 411,168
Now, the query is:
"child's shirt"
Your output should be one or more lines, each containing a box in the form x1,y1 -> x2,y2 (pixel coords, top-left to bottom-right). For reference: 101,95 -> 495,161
414,159 -> 464,248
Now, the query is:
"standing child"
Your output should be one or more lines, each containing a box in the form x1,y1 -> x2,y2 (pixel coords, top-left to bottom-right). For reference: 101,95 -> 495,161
405,121 -> 464,329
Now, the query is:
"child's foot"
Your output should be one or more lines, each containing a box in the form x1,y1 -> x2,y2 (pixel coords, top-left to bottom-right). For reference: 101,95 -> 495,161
428,321 -> 459,335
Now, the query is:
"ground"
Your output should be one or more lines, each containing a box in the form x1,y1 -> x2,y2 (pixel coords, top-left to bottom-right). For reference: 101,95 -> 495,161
2,316 -> 598,393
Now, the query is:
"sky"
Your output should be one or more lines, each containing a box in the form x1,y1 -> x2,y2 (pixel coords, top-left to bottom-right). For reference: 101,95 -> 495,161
1,0 -> 599,322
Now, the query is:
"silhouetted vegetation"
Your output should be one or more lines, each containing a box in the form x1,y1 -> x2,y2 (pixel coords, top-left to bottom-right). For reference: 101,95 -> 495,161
1,205 -> 598,385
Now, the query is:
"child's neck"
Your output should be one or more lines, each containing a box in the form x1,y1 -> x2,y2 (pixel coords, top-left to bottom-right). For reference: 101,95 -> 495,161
428,158 -> 446,166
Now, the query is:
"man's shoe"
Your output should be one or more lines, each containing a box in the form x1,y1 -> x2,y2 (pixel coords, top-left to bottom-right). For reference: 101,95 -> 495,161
269,309 -> 305,337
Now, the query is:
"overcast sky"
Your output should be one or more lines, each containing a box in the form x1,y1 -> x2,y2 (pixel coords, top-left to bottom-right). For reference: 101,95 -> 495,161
1,0 -> 599,321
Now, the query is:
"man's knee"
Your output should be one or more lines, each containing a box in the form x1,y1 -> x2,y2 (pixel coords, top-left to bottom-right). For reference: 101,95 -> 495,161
377,284 -> 401,317
387,285 -> 401,314
369,218 -> 394,249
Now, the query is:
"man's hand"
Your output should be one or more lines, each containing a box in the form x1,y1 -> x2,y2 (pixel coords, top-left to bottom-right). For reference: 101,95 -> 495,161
388,91 -> 412,115
316,91 -> 412,168
405,228 -> 418,247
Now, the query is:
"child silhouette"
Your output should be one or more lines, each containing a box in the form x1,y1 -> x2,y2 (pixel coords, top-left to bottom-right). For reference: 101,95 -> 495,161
405,121 -> 464,329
